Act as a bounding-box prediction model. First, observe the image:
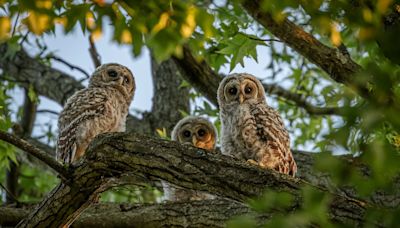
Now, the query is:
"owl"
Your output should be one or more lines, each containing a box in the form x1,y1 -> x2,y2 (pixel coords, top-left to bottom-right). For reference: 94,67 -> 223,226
217,73 -> 297,177
162,116 -> 218,201
56,63 -> 135,163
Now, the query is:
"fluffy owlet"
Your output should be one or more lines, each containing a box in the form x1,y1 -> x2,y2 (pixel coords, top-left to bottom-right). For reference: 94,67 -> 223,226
162,116 -> 218,201
217,73 -> 297,177
56,63 -> 135,163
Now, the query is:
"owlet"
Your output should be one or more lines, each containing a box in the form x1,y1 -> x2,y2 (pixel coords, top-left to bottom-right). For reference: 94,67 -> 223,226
217,73 -> 297,177
56,63 -> 135,163
162,116 -> 218,201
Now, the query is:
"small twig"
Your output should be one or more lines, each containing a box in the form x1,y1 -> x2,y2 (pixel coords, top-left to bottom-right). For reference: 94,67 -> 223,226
11,12 -> 20,37
48,55 -> 90,79
37,109 -> 59,115
0,182 -> 20,204
88,34 -> 101,68
248,36 -> 281,43
0,130 -> 69,180
19,30 -> 30,46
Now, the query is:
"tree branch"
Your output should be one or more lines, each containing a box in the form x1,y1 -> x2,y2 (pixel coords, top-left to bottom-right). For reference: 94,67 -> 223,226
88,35 -> 101,68
48,55 -> 90,79
241,0 -> 371,99
0,130 -> 68,180
173,46 -> 344,115
1,200 -> 267,227
16,133 -> 374,227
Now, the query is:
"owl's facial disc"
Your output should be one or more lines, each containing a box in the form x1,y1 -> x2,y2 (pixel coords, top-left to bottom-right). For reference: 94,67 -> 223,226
193,125 -> 215,150
178,125 -> 215,150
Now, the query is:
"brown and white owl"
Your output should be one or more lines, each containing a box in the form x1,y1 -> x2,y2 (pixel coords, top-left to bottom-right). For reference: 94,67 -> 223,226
162,116 -> 218,201
217,73 -> 297,177
56,63 -> 135,163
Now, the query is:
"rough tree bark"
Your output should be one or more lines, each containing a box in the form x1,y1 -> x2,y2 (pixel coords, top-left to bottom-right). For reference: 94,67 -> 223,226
1,200 -> 268,227
144,55 -> 190,134
12,133 -> 377,227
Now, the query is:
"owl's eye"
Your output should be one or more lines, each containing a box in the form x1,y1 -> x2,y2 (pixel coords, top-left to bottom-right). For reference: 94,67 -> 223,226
197,129 -> 206,137
124,76 -> 130,84
228,87 -> 237,95
107,69 -> 118,77
183,130 -> 191,138
244,86 -> 252,94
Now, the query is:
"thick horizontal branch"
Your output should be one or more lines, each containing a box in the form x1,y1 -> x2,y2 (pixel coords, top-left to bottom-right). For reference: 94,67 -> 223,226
1,200 -> 267,227
241,0 -> 371,100
16,133 -> 371,227
0,130 -> 68,179
174,46 -> 343,115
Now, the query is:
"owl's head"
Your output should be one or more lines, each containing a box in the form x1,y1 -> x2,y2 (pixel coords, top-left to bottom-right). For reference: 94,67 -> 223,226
89,63 -> 136,101
217,73 -> 266,107
171,116 -> 217,151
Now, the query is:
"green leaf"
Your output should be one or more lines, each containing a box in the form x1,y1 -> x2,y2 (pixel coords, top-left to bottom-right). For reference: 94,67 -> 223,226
217,33 -> 262,71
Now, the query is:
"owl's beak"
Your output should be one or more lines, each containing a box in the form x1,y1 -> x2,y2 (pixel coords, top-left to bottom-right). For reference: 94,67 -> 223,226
192,136 -> 198,147
239,94 -> 244,104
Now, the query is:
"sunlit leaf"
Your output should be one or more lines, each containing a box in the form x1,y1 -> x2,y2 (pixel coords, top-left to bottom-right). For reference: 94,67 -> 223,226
120,29 -> 132,44
35,0 -> 52,9
330,22 -> 341,46
25,11 -> 51,35
151,12 -> 170,35
91,28 -> 102,41
0,16 -> 11,41
180,5 -> 196,38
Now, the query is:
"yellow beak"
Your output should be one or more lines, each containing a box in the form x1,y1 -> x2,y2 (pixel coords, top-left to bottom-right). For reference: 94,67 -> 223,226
239,94 -> 244,104
192,136 -> 198,147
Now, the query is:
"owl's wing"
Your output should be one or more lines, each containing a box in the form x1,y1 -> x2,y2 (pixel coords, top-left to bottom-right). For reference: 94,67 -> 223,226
56,89 -> 108,163
245,104 -> 297,176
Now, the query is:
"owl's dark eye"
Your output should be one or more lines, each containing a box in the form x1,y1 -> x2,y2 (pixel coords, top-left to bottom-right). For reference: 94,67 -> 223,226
107,69 -> 118,77
124,76 -> 130,84
228,87 -> 237,95
244,86 -> 252,94
183,130 -> 191,138
197,129 -> 206,137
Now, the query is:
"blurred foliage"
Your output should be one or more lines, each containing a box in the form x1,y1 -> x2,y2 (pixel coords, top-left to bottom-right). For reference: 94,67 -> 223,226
100,185 -> 163,204
0,0 -> 399,227
0,76 -> 15,170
